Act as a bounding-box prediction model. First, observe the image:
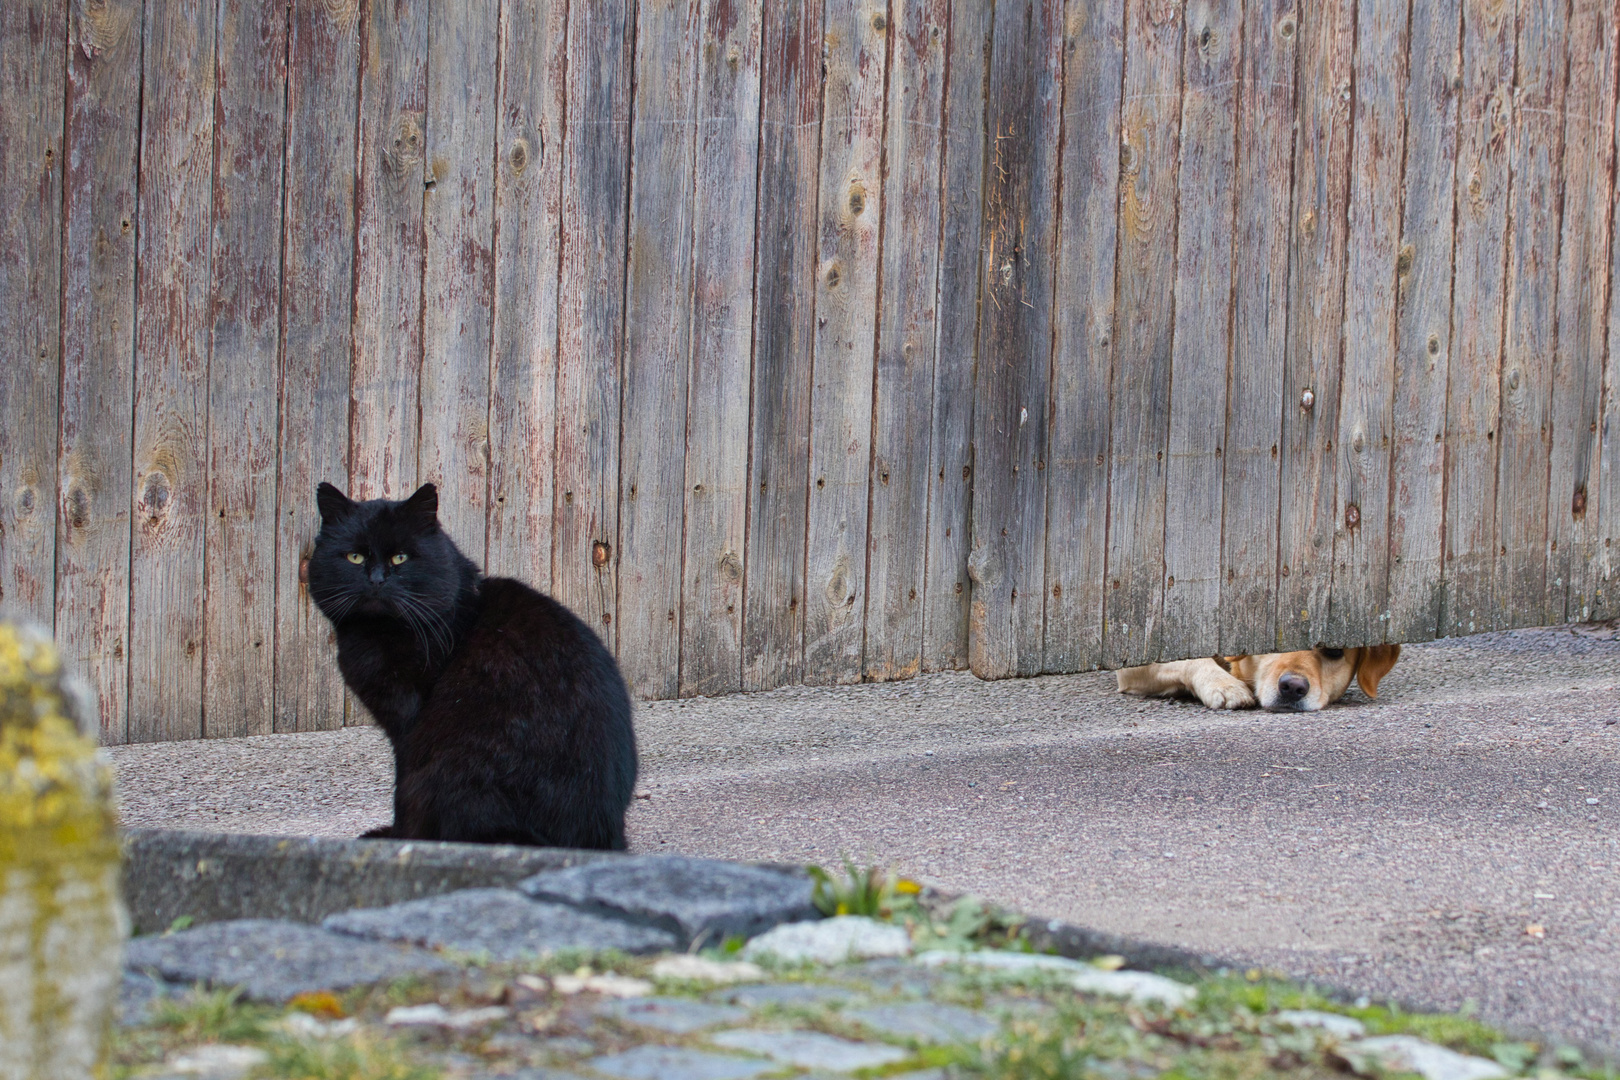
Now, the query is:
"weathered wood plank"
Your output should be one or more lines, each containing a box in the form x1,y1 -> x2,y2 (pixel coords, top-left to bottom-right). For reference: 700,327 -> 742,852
58,0 -> 143,744
921,0 -> 989,674
351,0 -> 427,502
680,0 -> 764,696
418,0 -> 498,558
1493,0 -> 1567,628
1440,0 -> 1513,637
742,0 -> 821,692
128,1 -> 216,743
1101,0 -> 1184,667
0,0 -> 66,629
487,0 -> 567,592
617,0 -> 698,700
1159,0 -> 1238,663
1546,0 -> 1617,623
864,0 -> 948,683
554,0 -> 633,640
276,0 -> 358,734
967,0 -> 1062,679
204,0 -> 288,738
1042,0 -> 1124,673
1217,0 -> 1297,657
1273,0 -> 1353,651
803,0 -> 887,685
1325,0 -> 1410,649
1386,0 -> 1463,646
1599,4 -> 1620,623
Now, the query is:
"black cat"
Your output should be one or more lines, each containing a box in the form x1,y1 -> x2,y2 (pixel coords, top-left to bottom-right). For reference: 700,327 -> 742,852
308,481 -> 636,850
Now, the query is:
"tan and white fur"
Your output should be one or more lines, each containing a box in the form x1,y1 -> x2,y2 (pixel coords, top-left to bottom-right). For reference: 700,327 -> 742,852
1116,645 -> 1401,712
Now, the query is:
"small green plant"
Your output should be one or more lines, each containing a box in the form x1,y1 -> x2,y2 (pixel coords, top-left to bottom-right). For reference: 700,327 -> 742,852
808,856 -> 918,918
262,1033 -> 439,1080
150,985 -> 273,1044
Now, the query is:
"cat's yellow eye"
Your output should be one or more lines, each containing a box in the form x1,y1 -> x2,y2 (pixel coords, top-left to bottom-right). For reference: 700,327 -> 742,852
346,552 -> 365,565
391,553 -> 408,566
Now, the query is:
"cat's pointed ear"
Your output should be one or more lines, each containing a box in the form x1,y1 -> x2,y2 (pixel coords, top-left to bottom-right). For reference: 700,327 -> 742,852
403,483 -> 439,520
316,482 -> 355,526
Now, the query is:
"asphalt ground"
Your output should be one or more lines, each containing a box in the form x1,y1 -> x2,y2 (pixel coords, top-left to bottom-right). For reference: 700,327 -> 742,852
108,623 -> 1620,1052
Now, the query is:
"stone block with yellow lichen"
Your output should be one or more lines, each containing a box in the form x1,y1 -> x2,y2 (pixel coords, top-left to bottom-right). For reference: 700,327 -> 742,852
0,622 -> 127,1080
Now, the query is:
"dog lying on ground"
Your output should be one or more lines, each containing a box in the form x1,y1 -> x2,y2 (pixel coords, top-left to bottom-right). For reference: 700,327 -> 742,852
1116,645 -> 1401,712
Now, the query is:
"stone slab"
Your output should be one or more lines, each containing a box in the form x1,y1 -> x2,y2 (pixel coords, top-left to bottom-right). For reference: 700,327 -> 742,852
124,919 -> 454,1002
322,888 -> 677,958
709,1029 -> 910,1071
711,982 -> 862,1009
518,856 -> 817,946
740,916 -> 911,964
1338,1036 -> 1509,1080
585,1046 -> 774,1080
124,828 -> 614,933
846,1001 -> 999,1043
592,996 -> 750,1034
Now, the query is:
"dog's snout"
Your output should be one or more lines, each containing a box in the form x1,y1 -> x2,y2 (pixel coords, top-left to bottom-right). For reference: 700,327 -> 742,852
1276,672 -> 1309,703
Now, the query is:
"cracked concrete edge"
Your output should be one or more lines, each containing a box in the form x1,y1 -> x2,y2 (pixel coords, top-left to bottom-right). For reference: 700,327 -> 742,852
120,828 -> 620,934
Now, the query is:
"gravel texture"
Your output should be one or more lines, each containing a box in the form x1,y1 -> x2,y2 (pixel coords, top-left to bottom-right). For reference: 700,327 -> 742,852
107,623 -> 1620,1051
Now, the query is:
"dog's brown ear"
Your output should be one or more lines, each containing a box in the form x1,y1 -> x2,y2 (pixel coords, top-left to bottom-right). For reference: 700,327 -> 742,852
1355,644 -> 1401,698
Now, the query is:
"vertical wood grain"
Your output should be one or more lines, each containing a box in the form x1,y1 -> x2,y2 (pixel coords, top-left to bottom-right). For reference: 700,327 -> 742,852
1599,4 -> 1620,622
967,0 -> 1062,678
1386,0 -> 1463,645
487,0 -> 567,592
0,0 -> 66,628
1493,0 -> 1567,628
1041,0 -> 1124,673
1218,0 -> 1297,657
1326,0 -> 1410,648
680,0 -> 764,696
921,0 -> 989,674
803,0 -> 888,685
618,0 -> 699,699
204,0 -> 288,738
1440,0 -> 1514,637
1159,0 -> 1238,663
555,0 -> 633,638
1545,0 -> 1617,623
864,0 -> 948,682
58,0 -> 143,744
276,0 -> 358,734
419,0 -> 498,555
128,1 -> 216,742
1273,0 -> 1353,651
1101,0 -> 1185,667
742,0 -> 821,691
351,0 -> 427,502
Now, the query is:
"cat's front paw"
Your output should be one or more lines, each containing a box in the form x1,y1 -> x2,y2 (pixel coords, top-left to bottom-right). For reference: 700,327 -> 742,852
360,824 -> 398,839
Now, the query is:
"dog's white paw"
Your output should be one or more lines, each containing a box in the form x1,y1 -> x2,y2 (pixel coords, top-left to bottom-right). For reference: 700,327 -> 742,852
1197,678 -> 1256,710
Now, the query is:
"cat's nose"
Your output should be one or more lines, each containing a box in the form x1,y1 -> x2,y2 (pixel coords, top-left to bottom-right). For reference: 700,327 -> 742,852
369,565 -> 385,585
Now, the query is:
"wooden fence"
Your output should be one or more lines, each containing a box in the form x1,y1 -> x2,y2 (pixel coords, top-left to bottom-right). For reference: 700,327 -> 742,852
2,0 -> 1617,745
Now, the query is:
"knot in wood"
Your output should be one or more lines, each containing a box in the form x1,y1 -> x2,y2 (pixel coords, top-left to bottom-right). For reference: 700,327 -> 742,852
592,540 -> 612,568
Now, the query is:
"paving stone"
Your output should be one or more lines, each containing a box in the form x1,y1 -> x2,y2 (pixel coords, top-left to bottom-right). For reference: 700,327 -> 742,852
124,919 -> 454,1002
323,888 -> 678,958
710,1029 -> 911,1071
1275,1009 -> 1367,1039
585,1045 -> 775,1080
916,950 -> 1196,1007
846,1001 -> 999,1043
592,996 -> 750,1034
162,1045 -> 269,1079
830,958 -> 941,997
650,955 -> 766,984
710,982 -> 862,1008
518,856 -> 817,946
1337,1036 -> 1509,1080
740,916 -> 911,965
